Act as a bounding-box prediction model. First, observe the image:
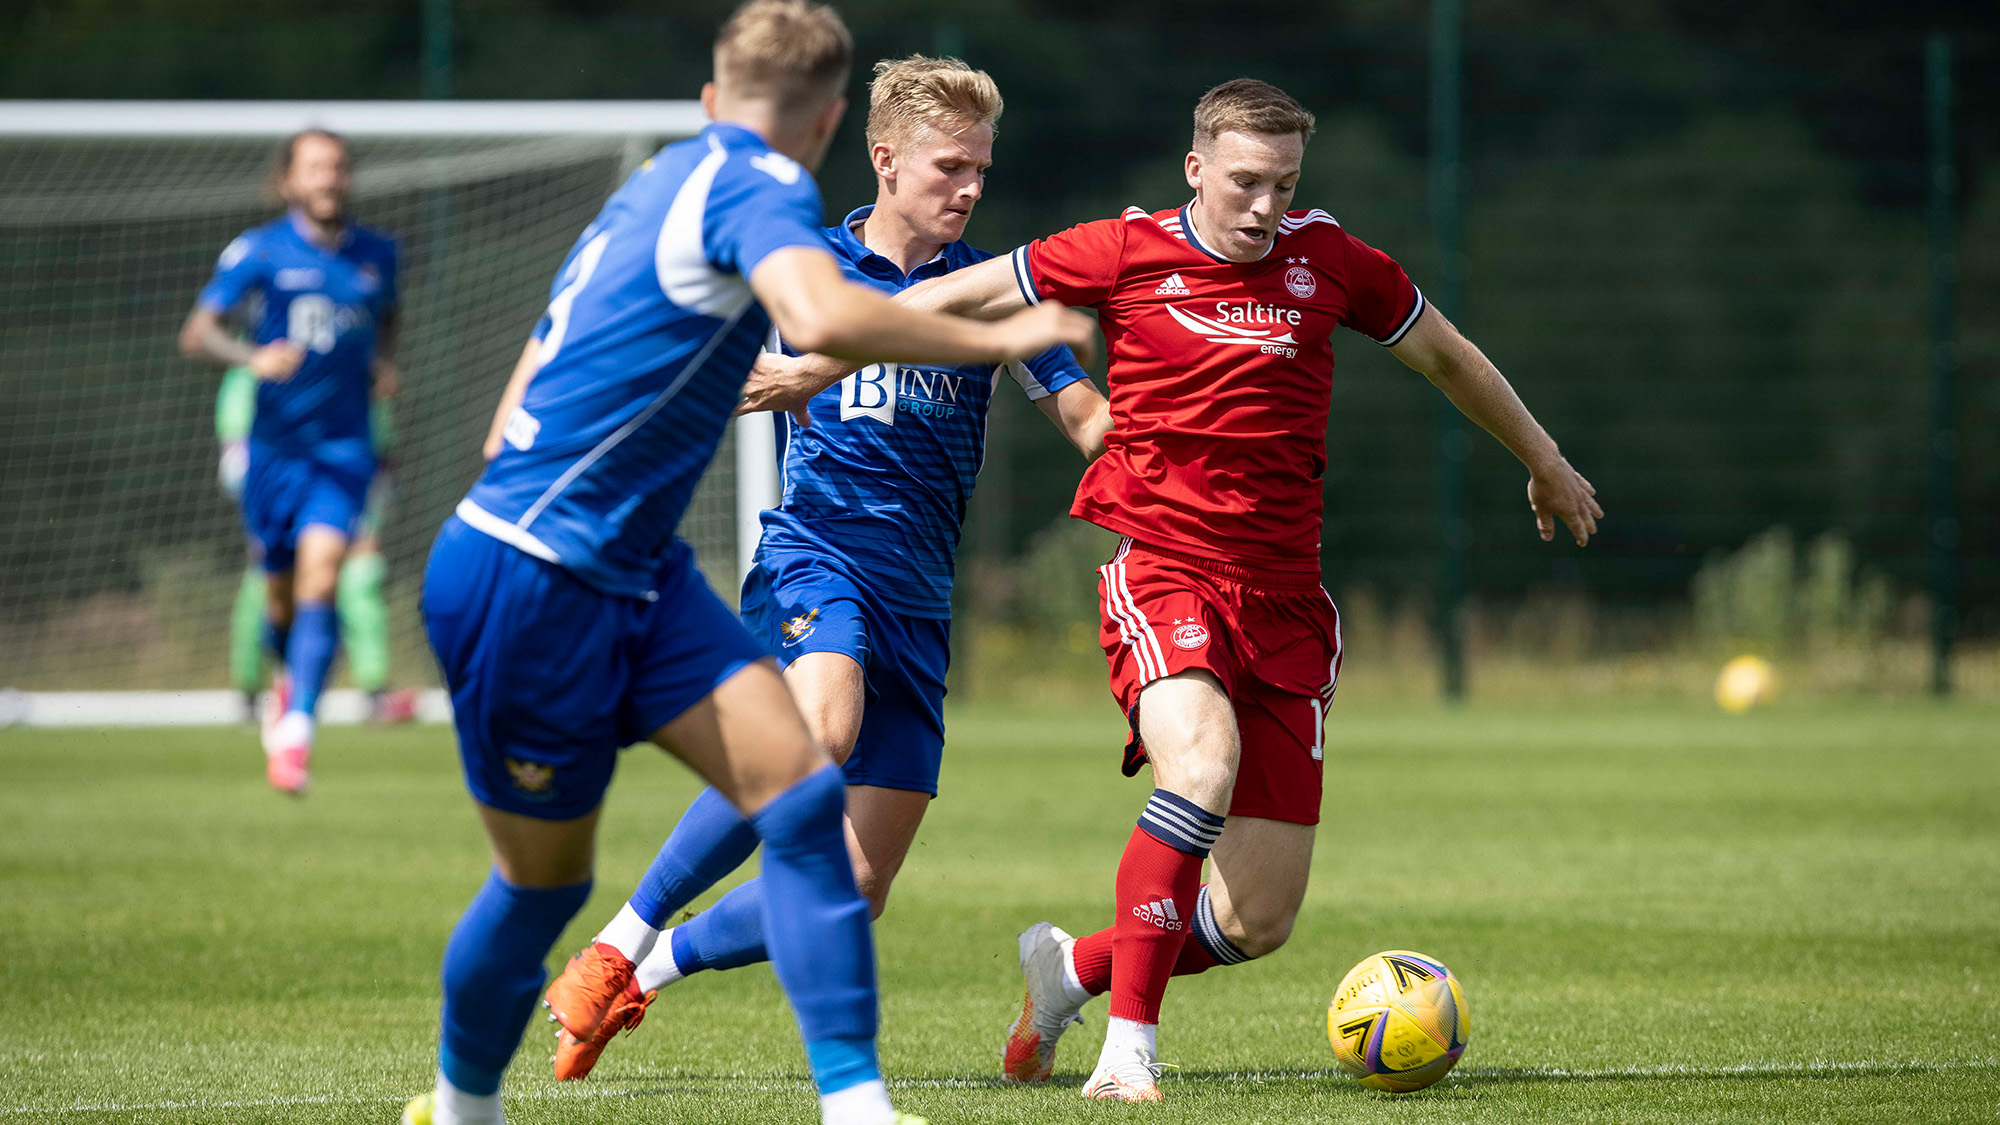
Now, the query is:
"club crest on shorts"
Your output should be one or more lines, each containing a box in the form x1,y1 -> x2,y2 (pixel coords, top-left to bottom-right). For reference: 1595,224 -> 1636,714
1284,259 -> 1317,299
504,758 -> 556,800
1171,617 -> 1210,650
780,607 -> 820,645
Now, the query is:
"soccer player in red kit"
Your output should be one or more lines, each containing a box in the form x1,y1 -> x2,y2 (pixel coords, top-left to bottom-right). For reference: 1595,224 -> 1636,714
742,78 -> 1602,1102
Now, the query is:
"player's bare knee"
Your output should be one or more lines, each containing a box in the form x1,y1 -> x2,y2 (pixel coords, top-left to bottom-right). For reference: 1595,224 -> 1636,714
1225,907 -> 1295,958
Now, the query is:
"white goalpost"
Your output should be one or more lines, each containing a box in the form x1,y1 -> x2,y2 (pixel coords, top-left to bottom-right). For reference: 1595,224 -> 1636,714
0,100 -> 782,725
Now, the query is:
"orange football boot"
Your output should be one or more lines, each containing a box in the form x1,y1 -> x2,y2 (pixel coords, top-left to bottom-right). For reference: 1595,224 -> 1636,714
543,942 -> 639,1039
552,979 -> 654,1080
1003,923 -> 1084,1083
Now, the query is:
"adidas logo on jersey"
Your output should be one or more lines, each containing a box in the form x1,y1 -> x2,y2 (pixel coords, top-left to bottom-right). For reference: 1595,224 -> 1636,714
1132,898 -> 1183,930
1154,273 -> 1191,296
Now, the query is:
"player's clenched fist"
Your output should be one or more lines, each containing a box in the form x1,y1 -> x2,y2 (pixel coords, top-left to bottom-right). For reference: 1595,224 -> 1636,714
989,302 -> 1097,369
249,340 -> 305,382
1527,457 -> 1602,546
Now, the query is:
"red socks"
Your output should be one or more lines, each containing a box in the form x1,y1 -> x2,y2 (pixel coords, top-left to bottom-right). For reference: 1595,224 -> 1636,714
1107,790 -> 1226,1024
1070,908 -> 1220,997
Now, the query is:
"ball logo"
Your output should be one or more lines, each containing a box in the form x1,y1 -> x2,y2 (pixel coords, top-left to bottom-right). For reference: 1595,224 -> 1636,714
1172,619 -> 1210,650
1284,264 -> 1317,299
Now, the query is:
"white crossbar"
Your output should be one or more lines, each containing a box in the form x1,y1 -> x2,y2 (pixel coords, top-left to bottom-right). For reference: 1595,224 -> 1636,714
0,100 -> 707,138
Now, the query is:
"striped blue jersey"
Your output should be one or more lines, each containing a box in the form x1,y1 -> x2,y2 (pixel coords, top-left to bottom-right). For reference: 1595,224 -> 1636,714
759,206 -> 1091,619
461,122 -> 829,599
198,213 -> 397,472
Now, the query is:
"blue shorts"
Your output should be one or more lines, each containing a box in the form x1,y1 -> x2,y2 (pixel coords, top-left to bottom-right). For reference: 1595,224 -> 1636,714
422,516 -> 769,820
740,548 -> 949,796
241,444 -> 372,573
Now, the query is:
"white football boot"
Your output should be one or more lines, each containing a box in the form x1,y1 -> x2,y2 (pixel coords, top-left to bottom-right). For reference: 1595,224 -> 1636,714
1081,1041 -> 1164,1102
1002,922 -> 1086,1083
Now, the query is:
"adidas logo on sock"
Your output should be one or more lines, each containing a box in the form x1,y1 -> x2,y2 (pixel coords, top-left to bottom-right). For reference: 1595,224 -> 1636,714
1131,898 -> 1183,930
1154,273 -> 1190,296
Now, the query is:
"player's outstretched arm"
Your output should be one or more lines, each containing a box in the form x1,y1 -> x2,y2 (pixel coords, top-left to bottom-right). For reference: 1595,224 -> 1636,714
482,336 -> 543,462
748,247 -> 1092,370
738,254 -> 1065,421
178,305 -> 303,381
1035,381 -> 1113,460
1388,304 -> 1603,546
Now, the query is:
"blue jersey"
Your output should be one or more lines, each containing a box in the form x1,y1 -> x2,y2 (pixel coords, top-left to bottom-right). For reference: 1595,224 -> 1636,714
198,213 -> 397,469
759,206 -> 1091,619
461,123 -> 830,600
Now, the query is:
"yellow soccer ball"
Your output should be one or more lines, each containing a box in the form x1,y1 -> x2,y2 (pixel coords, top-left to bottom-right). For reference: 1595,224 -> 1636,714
1327,950 -> 1469,1092
1714,654 -> 1778,714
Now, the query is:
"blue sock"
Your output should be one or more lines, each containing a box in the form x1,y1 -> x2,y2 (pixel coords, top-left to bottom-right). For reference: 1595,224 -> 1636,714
668,878 -> 769,975
437,870 -> 591,1096
263,617 -> 291,665
283,600 -> 338,716
751,766 -> 879,1094
629,787 -> 760,928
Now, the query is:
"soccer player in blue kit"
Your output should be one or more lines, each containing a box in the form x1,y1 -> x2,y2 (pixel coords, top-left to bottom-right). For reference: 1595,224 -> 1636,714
538,54 -> 1115,1081
179,128 -> 402,795
401,6 -> 1096,1125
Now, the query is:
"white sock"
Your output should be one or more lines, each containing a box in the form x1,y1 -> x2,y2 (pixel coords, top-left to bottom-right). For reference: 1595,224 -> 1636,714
1098,1016 -> 1158,1066
595,903 -> 660,964
1058,938 -> 1094,1007
819,1078 -> 895,1125
270,710 -> 313,751
633,927 -> 688,993
431,1070 -> 503,1125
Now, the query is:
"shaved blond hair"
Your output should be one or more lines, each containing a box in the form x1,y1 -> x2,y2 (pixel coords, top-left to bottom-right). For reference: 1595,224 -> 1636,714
713,0 -> 854,120
1192,78 -> 1316,152
865,55 -> 1003,151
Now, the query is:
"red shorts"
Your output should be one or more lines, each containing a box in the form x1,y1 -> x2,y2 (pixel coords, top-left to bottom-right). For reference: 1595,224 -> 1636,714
1097,537 -> 1343,826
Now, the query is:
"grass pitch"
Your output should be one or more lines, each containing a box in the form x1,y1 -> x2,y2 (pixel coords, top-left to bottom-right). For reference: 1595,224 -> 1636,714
3,700 -> 1997,1123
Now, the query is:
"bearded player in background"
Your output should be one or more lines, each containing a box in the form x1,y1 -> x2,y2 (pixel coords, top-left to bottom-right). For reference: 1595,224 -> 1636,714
743,77 -> 1602,1102
179,128 -> 403,794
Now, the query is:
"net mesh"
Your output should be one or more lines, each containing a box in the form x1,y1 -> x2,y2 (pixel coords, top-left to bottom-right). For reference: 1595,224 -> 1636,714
0,128 -> 735,690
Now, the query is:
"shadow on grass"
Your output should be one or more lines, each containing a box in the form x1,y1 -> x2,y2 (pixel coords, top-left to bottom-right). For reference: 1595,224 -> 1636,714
544,1056 -> 1996,1103
1158,1058 -> 1996,1092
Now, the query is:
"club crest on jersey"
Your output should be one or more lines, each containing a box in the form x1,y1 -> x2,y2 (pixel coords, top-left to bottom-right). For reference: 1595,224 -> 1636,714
780,608 -> 820,645
1171,617 -> 1210,650
1163,300 -> 1302,359
1154,272 -> 1191,296
1284,258 -> 1317,299
504,758 -> 557,800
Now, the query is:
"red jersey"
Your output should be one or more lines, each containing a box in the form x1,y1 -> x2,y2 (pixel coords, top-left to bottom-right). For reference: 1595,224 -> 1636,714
1013,204 -> 1423,574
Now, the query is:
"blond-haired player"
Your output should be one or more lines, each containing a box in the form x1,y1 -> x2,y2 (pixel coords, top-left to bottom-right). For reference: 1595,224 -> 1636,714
401,4 -> 1094,1124
746,77 -> 1602,1101
538,52 -> 1112,1084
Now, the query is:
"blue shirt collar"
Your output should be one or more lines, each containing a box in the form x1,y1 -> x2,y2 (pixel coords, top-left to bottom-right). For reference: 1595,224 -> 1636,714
828,204 -> 954,285
702,120 -> 774,152
287,208 -> 351,251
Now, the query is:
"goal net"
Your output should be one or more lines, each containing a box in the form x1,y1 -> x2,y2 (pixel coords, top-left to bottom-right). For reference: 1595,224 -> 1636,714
0,101 -> 774,695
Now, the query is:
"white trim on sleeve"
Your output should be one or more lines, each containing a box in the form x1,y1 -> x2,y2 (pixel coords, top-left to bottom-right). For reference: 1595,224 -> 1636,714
1010,245 -> 1042,306
1378,288 -> 1427,346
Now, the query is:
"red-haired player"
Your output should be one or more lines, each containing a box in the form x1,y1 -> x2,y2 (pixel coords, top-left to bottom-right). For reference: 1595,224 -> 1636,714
744,77 -> 1602,1103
